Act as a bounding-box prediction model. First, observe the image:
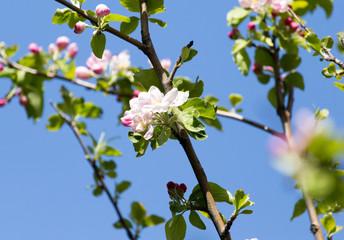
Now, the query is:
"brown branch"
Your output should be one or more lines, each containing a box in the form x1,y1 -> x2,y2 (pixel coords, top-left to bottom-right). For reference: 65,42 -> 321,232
0,57 -> 132,97
168,41 -> 194,82
50,102 -> 135,240
138,1 -> 229,239
271,28 -> 324,240
288,8 -> 344,70
216,110 -> 285,139
54,0 -> 144,51
224,212 -> 238,233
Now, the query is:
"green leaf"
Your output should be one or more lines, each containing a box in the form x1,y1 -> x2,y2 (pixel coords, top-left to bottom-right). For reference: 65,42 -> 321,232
130,202 -> 146,225
290,199 -> 306,220
254,47 -> 273,66
120,16 -> 140,35
101,160 -> 117,171
24,86 -> 44,121
306,33 -> 322,53
187,129 -> 208,141
142,215 -> 165,227
172,77 -> 203,98
226,7 -> 251,27
267,87 -> 277,108
149,18 -> 167,27
285,72 -> 304,90
189,182 -> 233,205
5,44 -> 18,58
318,0 -> 333,18
180,98 -> 216,120
46,114 -> 65,131
200,117 -> 222,131
257,73 -> 270,84
113,219 -> 133,229
229,93 -> 243,107
151,126 -> 171,150
333,82 -> 344,91
181,47 -> 198,63
280,54 -> 301,71
91,33 -> 106,59
52,8 -> 71,25
100,146 -> 121,156
233,49 -> 250,76
233,189 -> 254,212
104,14 -> 130,23
165,214 -> 186,240
120,0 -> 165,15
321,36 -> 334,50
321,214 -> 336,233
322,62 -> 337,78
252,31 -> 273,47
133,68 -> 164,93
232,39 -> 251,55
189,211 -> 206,230
59,59 -> 76,79
240,209 -> 253,215
106,171 -> 117,178
79,102 -> 103,118
93,187 -> 103,196
116,181 -> 131,193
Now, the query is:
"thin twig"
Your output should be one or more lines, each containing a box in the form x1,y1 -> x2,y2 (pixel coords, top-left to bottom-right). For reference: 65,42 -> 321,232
50,101 -> 135,240
216,110 -> 285,139
54,0 -> 144,51
224,213 -> 238,233
288,8 -> 344,70
168,41 -> 194,82
0,57 -> 132,97
287,84 -> 294,114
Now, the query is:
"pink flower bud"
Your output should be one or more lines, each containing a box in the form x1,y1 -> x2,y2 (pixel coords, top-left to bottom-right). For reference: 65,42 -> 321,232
56,36 -> 70,50
67,42 -> 78,58
227,32 -> 234,39
16,88 -> 22,96
74,21 -> 86,34
0,63 -> 3,72
28,43 -> 40,54
48,43 -> 57,55
0,98 -> 6,107
288,4 -> 292,9
290,22 -> 299,32
179,183 -> 187,193
91,64 -> 103,75
133,90 -> 141,98
228,28 -> 239,40
248,21 -> 256,31
299,31 -> 305,37
252,62 -> 262,74
75,66 -> 91,79
265,66 -> 274,72
284,17 -> 292,26
20,96 -> 28,106
121,115 -> 133,127
95,4 -> 110,18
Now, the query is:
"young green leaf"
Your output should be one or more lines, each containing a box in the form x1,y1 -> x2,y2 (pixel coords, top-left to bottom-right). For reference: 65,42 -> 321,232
189,211 -> 206,230
130,202 -> 146,225
116,181 -> 131,194
306,33 -> 322,53
142,215 -> 165,228
165,214 -> 187,240
280,54 -> 301,71
229,93 -> 243,107
91,33 -> 106,58
226,7 -> 251,27
290,199 -> 306,220
148,18 -> 167,28
46,114 -> 65,131
133,68 -> 164,92
113,219 -> 133,229
233,49 -> 250,76
104,14 -> 130,23
285,72 -> 305,90
120,16 -> 140,35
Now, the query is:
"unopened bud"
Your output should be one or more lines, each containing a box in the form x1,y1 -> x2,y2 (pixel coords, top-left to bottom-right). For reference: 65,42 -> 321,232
75,66 -> 92,79
284,17 -> 292,26
74,21 -> 86,34
133,90 -> 141,98
167,181 -> 176,190
28,43 -> 40,54
179,183 -> 187,193
248,21 -> 256,31
271,11 -> 278,18
16,88 -> 22,96
290,22 -> 299,32
56,36 -> 70,50
265,66 -> 274,72
95,4 -> 110,18
252,62 -> 262,74
20,96 -> 28,106
0,98 -> 6,107
0,63 -> 3,72
67,42 -> 78,58
91,64 -> 103,75
48,43 -> 57,55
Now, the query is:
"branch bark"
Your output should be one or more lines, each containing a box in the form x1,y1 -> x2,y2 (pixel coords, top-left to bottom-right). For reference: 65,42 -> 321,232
50,102 -> 135,240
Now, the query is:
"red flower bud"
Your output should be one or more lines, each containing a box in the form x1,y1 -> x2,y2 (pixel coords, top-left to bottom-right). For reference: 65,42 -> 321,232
284,17 -> 292,26
28,43 -> 40,54
20,96 -> 28,106
290,22 -> 299,32
0,98 -> 6,107
0,63 -> 3,72
271,11 -> 278,18
179,183 -> 187,193
252,62 -> 262,74
248,22 -> 256,31
167,181 -> 176,190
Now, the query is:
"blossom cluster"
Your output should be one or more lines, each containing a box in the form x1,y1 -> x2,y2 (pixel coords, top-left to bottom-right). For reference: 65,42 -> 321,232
239,0 -> 289,13
121,86 -> 189,140
167,181 -> 187,199
75,50 -> 132,79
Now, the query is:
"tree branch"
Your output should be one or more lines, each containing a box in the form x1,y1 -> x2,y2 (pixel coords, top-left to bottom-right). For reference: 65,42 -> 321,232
168,41 -> 194,82
288,8 -> 344,70
54,0 -> 144,51
216,110 -> 285,139
224,212 -> 238,233
50,101 -> 135,240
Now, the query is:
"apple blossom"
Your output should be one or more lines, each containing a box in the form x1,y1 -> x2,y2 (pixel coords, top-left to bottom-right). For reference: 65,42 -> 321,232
56,36 -> 70,50
86,50 -> 112,71
67,42 -> 78,58
0,98 -> 6,107
239,0 -> 251,8
48,43 -> 57,55
110,50 -> 131,75
148,58 -> 171,71
74,21 -> 86,34
28,43 -> 40,54
271,0 -> 288,13
95,4 -> 110,18
75,66 -> 92,79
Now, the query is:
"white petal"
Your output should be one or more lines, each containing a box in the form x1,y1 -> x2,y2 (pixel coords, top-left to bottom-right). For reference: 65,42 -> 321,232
163,88 -> 178,105
144,125 -> 154,140
170,91 -> 189,107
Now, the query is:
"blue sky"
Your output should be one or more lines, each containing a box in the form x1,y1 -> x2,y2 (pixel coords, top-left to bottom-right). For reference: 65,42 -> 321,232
1,0 -> 344,239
